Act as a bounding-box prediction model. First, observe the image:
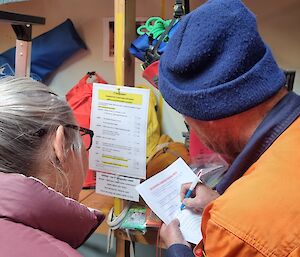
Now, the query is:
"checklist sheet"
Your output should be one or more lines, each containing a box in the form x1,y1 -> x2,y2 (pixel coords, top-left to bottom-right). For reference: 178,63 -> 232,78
136,158 -> 202,244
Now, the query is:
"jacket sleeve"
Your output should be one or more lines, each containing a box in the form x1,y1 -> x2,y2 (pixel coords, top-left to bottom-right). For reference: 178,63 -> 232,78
166,244 -> 195,257
203,218 -> 264,257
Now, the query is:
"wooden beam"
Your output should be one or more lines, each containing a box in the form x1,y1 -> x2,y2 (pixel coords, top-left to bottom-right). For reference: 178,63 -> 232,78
114,1 -> 136,257
114,0 -> 135,86
124,0 -> 136,86
160,0 -> 166,19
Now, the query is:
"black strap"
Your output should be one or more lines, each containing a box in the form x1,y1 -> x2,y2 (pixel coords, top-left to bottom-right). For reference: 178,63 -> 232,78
174,0 -> 185,18
153,17 -> 177,54
284,70 -> 296,92
142,0 -> 186,69
142,17 -> 177,69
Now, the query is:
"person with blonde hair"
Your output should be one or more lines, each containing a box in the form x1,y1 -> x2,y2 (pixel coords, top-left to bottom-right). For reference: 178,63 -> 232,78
0,76 -> 104,257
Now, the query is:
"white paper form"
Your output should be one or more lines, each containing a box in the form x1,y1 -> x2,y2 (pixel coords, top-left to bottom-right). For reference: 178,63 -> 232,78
96,172 -> 140,202
136,158 -> 202,244
89,83 -> 149,179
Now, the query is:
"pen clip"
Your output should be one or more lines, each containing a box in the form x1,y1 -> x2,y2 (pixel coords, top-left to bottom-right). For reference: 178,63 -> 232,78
196,168 -> 204,177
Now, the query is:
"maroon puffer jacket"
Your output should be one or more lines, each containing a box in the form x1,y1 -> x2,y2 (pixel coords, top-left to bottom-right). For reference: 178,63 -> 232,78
0,172 -> 105,257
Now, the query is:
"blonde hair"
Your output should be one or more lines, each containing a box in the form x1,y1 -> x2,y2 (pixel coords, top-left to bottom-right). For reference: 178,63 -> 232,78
0,76 -> 84,192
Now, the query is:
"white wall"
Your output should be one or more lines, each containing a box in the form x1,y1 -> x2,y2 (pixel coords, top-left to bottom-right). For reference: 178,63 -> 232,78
1,0 -> 300,142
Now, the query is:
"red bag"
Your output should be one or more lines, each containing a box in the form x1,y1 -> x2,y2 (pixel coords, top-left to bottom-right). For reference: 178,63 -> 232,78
189,128 -> 214,159
142,60 -> 159,89
66,72 -> 107,188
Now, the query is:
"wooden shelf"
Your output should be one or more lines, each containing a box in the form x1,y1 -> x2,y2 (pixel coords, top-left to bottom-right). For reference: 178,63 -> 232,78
0,10 -> 45,25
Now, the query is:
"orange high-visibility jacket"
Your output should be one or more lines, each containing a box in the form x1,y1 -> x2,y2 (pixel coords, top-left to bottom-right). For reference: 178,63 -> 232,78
195,117 -> 300,257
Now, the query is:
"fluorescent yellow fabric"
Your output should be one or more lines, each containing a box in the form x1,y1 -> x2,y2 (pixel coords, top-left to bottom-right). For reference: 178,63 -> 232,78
199,117 -> 300,256
136,86 -> 191,179
136,85 -> 161,159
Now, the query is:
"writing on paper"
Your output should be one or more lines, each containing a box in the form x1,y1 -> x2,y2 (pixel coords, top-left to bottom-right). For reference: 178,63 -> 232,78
136,158 -> 202,244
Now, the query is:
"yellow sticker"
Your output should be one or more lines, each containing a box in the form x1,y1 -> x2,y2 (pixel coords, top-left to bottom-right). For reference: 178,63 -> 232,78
99,89 -> 142,105
102,155 -> 128,162
102,161 -> 128,168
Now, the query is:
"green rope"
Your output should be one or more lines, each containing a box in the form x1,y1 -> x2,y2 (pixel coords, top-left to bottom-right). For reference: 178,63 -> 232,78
137,17 -> 174,42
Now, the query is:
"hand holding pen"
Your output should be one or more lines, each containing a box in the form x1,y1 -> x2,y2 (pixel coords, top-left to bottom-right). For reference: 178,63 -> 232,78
180,179 -> 220,213
180,177 -> 201,211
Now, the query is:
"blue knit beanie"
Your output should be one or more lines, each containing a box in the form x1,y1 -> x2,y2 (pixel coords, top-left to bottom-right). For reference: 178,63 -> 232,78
158,0 -> 286,120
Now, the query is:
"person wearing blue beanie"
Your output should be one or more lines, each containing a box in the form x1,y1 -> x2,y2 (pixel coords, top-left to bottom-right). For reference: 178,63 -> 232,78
158,0 -> 300,256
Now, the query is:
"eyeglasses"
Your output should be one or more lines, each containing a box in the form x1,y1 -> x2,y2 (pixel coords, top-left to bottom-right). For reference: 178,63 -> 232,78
65,124 -> 94,151
33,124 -> 94,151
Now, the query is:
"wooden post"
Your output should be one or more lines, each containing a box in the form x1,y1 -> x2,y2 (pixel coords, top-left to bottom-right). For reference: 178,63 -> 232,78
160,0 -> 166,19
114,0 -> 135,87
15,39 -> 31,77
114,1 -> 136,257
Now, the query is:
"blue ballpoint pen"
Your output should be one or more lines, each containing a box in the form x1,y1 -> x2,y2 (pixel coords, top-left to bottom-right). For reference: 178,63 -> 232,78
180,177 -> 200,210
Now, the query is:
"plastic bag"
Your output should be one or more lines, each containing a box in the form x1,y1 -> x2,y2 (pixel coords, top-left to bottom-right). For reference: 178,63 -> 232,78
190,153 -> 228,189
120,206 -> 147,233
